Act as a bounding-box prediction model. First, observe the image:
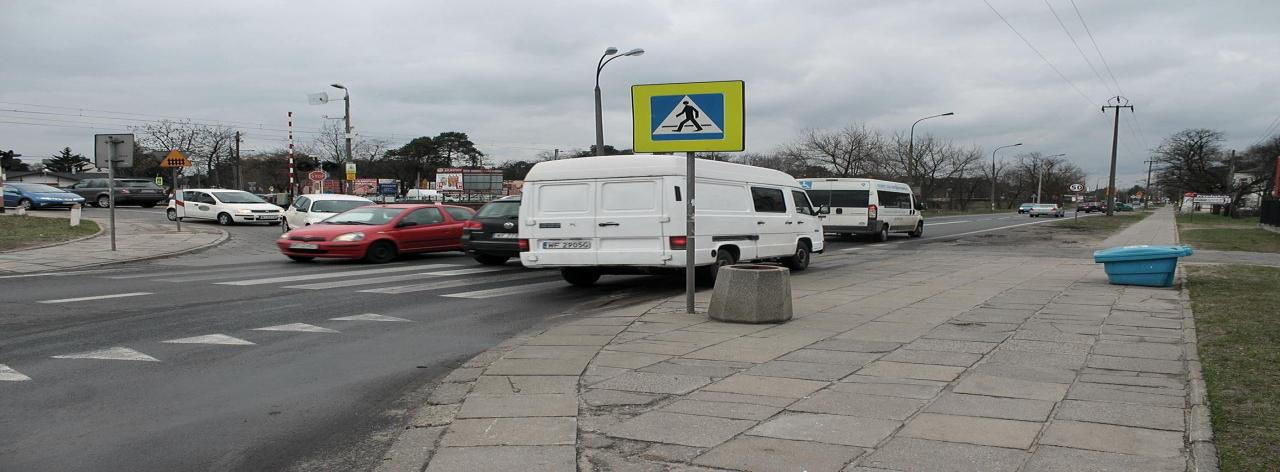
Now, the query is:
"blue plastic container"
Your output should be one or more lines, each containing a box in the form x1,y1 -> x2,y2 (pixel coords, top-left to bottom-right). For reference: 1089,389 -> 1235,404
1093,245 -> 1194,287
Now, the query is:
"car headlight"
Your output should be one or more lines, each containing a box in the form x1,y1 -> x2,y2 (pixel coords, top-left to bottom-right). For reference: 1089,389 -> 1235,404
333,232 -> 365,242
235,209 -> 253,215
279,232 -> 291,240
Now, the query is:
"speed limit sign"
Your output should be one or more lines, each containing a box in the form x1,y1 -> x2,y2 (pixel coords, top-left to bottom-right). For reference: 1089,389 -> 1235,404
1069,183 -> 1085,192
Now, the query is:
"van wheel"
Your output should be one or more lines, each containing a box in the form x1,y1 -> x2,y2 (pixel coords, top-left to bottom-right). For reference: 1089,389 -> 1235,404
561,268 -> 601,287
784,242 -> 811,271
474,254 -> 510,266
364,241 -> 398,264
697,250 -> 737,286
874,224 -> 889,242
908,222 -> 923,238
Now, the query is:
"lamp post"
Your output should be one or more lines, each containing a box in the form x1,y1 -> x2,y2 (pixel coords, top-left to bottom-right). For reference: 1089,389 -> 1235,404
330,83 -> 352,193
908,112 -> 954,188
594,47 -> 644,156
991,143 -> 1022,212
1035,153 -> 1066,204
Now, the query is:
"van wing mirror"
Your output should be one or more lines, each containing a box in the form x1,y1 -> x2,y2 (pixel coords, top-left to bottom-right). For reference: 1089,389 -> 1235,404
817,204 -> 831,215
915,202 -> 925,211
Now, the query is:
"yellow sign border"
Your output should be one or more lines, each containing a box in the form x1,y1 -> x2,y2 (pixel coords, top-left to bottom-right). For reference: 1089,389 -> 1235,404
632,80 -> 744,153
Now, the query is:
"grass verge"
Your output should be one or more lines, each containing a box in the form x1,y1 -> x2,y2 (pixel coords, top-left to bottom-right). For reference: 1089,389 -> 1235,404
0,214 -> 101,251
1187,264 -> 1280,471
1176,213 -> 1280,253
1048,211 -> 1150,234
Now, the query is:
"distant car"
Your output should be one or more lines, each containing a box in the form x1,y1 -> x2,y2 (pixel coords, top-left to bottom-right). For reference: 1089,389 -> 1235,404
1076,202 -> 1105,213
166,189 -> 284,225
404,188 -> 441,202
3,183 -> 86,210
1018,203 -> 1035,214
276,203 -> 475,263
461,196 -> 521,265
66,178 -> 166,208
1029,203 -> 1064,217
1114,202 -> 1135,212
282,194 -> 374,230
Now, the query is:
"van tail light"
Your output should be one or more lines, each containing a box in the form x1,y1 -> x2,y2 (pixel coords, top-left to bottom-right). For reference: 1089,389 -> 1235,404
518,239 -> 530,252
867,204 -> 878,220
463,220 -> 482,230
669,236 -> 688,250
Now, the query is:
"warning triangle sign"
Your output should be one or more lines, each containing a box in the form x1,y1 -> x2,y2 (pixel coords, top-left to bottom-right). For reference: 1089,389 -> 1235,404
653,95 -> 723,136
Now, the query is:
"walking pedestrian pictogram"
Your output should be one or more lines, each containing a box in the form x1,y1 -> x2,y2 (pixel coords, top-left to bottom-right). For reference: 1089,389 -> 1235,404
651,94 -> 724,141
632,80 -> 744,152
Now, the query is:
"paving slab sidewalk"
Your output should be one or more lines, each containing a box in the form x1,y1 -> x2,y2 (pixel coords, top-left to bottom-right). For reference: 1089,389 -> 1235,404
388,209 -> 1212,472
0,212 -> 226,273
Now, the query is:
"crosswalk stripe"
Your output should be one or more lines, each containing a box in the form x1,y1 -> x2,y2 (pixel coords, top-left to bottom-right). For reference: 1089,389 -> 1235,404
358,271 -> 554,294
0,364 -> 32,381
51,346 -> 160,362
162,334 -> 256,345
252,323 -> 338,333
105,265 -> 258,279
330,314 -> 413,322
441,281 -> 567,299
216,264 -> 455,286
38,292 -> 153,304
283,266 -> 504,290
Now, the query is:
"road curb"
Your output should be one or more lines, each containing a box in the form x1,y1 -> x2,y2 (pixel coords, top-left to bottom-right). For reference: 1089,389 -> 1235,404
0,215 -> 106,254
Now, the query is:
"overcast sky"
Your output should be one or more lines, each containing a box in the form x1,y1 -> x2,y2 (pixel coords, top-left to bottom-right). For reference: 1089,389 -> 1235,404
3,0 -> 1279,187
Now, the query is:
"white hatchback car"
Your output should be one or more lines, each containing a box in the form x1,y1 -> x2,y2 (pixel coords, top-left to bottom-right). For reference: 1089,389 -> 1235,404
166,189 -> 285,225
282,194 -> 374,230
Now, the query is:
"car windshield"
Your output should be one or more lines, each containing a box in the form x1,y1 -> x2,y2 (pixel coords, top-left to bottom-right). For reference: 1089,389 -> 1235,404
311,199 -> 371,213
13,183 -> 63,193
212,191 -> 267,204
322,207 -> 404,225
476,201 -> 519,218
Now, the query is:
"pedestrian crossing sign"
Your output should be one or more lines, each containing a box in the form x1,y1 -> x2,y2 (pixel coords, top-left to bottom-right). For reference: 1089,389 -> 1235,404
632,80 -> 744,152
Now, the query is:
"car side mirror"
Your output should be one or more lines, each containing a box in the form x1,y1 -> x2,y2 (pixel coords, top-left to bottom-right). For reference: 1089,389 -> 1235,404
817,205 -> 831,215
396,221 -> 419,228
915,202 -> 925,211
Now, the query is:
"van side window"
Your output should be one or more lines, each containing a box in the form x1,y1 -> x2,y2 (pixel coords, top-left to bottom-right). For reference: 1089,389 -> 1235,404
750,187 -> 787,213
791,190 -> 814,215
805,189 -> 869,208
878,191 -> 913,209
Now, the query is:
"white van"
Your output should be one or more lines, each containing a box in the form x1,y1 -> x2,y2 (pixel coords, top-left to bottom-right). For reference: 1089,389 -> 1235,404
798,178 -> 924,241
404,188 -> 441,201
519,155 -> 825,286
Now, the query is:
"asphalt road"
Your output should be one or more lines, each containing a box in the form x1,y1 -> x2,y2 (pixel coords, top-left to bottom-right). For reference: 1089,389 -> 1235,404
0,207 -> 1078,471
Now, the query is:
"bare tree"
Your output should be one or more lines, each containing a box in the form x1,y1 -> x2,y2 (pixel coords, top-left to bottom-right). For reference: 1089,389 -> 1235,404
797,124 -> 885,178
885,132 -> 983,202
133,120 -> 236,186
1153,128 -> 1228,195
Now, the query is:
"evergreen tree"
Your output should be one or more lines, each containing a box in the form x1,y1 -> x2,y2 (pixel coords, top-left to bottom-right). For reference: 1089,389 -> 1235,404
1,150 -> 29,172
44,147 -> 92,173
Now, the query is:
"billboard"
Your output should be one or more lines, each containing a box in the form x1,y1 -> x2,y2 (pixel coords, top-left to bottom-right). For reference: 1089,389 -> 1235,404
352,178 -> 378,195
435,169 -> 464,191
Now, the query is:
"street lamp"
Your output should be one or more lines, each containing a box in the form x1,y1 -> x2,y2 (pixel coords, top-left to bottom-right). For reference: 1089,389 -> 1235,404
991,143 -> 1022,212
594,47 -> 644,156
1035,153 -> 1066,204
908,112 -> 954,189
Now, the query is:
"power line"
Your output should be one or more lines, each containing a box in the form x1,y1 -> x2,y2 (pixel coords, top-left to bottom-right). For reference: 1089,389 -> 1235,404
1066,0 -> 1151,153
1044,0 -> 1114,97
1251,113 -> 1280,147
1069,0 -> 1125,96
983,0 -> 1098,107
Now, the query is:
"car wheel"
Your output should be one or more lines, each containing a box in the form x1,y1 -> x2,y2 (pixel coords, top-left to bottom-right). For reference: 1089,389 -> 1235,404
908,222 -> 924,238
364,241 -> 398,264
216,213 -> 234,226
140,202 -> 157,208
96,195 -> 111,208
697,248 -> 738,286
287,255 -> 315,262
473,254 -> 510,266
784,241 -> 811,271
873,225 -> 889,242
17,199 -> 33,210
166,209 -> 177,221
561,268 -> 601,287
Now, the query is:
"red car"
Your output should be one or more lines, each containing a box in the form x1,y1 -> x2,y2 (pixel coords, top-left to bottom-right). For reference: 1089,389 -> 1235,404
276,203 -> 475,263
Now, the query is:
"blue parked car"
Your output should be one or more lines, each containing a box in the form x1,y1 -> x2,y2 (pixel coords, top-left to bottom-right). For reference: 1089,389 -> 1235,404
3,183 -> 87,210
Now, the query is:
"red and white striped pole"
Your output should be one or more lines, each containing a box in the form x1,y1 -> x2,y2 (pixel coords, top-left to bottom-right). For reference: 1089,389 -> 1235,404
288,111 -> 295,201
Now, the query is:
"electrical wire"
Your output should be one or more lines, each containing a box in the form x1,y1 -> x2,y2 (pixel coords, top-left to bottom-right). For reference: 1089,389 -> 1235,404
1251,113 -> 1280,147
983,0 -> 1098,107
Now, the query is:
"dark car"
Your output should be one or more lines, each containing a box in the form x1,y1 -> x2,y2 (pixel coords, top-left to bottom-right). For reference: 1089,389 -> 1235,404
66,178 -> 167,208
1076,202 -> 1105,213
461,196 -> 521,265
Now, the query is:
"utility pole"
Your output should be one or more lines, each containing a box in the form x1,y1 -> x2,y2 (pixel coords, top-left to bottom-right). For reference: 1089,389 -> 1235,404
1102,96 -> 1134,216
1226,149 -> 1237,217
1143,159 -> 1156,209
553,148 -> 560,160
234,131 -> 242,190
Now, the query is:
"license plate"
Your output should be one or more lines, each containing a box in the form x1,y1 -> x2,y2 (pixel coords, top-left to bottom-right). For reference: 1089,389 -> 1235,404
491,233 -> 518,239
541,240 -> 590,250
289,243 -> 319,250
258,216 -> 278,220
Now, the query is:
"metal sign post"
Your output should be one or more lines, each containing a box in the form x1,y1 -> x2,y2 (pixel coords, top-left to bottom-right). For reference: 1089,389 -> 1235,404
95,134 -> 134,251
174,166 -> 181,232
686,151 -> 696,315
160,149 -> 192,232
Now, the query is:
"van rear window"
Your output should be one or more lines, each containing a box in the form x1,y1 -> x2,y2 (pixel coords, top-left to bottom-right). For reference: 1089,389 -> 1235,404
805,190 -> 869,208
537,183 -> 590,212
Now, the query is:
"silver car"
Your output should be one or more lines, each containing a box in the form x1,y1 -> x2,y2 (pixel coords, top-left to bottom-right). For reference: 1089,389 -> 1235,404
1029,203 -> 1063,217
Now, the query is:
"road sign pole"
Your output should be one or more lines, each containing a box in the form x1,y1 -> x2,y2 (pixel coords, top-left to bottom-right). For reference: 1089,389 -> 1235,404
173,167 -> 181,232
686,151 -> 696,315
107,137 -> 118,251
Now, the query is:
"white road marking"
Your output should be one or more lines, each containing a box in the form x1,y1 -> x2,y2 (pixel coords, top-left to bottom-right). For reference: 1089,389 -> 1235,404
926,220 -> 970,226
0,268 -> 122,279
252,323 -> 339,333
217,265 -> 455,286
0,364 -> 32,381
105,265 -> 254,279
283,266 -> 504,290
38,292 -> 153,304
921,214 -> 1096,241
51,346 -> 160,362
360,271 -> 553,294
442,281 -> 567,299
162,334 -> 255,345
330,313 -> 413,322
840,247 -> 863,252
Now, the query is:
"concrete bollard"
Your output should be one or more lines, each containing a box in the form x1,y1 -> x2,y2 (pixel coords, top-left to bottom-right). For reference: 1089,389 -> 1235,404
70,204 -> 81,227
708,264 -> 793,324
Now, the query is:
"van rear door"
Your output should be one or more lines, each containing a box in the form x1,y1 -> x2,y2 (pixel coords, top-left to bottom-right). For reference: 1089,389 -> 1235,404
525,181 -> 596,265
596,178 -> 665,265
